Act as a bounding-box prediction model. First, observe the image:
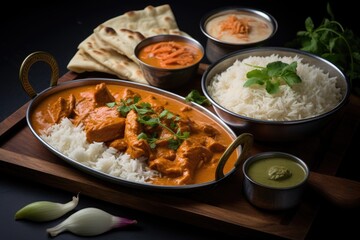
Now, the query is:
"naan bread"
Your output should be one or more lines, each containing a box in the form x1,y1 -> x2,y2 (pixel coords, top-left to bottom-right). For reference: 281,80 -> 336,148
67,4 -> 185,84
94,4 -> 183,63
67,48 -> 117,75
78,33 -> 147,84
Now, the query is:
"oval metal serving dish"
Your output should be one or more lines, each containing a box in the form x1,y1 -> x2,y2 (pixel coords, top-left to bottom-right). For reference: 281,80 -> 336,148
21,52 -> 253,192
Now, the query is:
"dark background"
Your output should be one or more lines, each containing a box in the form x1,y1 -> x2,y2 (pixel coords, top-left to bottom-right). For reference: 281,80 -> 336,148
1,0 -> 358,122
1,1 -> 359,239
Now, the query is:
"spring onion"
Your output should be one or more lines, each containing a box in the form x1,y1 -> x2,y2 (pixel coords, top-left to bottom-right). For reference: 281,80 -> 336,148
46,207 -> 137,237
14,193 -> 79,222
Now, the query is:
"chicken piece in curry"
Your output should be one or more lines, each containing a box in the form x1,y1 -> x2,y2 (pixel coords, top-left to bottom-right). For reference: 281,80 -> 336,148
32,83 -> 237,185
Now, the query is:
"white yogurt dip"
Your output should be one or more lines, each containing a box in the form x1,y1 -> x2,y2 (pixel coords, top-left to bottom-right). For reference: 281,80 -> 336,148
205,12 -> 273,44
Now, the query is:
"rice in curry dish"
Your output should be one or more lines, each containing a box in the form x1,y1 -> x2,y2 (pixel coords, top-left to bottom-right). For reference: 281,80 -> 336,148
32,83 -> 237,186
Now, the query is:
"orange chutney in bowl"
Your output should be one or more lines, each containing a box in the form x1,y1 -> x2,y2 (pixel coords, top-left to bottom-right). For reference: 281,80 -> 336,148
137,40 -> 203,69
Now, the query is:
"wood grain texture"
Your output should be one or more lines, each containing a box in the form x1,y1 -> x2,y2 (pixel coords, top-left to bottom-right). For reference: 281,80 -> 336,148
308,172 -> 360,208
1,68 -> 359,239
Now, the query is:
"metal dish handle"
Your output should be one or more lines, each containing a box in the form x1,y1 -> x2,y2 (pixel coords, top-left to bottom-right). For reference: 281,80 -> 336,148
19,51 -> 59,98
215,133 -> 253,181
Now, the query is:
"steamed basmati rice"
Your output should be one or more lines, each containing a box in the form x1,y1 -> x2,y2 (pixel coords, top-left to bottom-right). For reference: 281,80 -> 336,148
208,54 -> 342,121
40,118 -> 160,183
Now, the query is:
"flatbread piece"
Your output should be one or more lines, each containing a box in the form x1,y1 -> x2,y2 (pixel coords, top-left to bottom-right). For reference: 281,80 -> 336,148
78,33 -> 147,84
67,4 -> 185,85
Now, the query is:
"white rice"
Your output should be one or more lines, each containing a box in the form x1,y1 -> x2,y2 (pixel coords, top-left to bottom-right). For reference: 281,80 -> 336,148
208,54 -> 342,121
40,118 -> 160,183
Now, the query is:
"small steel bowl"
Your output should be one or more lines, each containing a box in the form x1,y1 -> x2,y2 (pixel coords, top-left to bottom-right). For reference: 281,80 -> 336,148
200,7 -> 277,63
134,34 -> 204,90
201,47 -> 350,141
242,152 -> 309,210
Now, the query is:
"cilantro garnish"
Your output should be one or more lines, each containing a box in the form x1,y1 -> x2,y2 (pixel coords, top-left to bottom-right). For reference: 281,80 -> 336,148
107,97 -> 189,150
243,61 -> 302,94
185,90 -> 211,106
137,132 -> 158,149
286,3 -> 360,94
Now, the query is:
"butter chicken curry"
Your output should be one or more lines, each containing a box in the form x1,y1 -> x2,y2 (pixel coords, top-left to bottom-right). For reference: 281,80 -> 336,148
31,83 -> 238,185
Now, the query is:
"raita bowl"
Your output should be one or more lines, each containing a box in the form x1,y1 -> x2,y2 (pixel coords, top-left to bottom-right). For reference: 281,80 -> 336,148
200,7 -> 277,63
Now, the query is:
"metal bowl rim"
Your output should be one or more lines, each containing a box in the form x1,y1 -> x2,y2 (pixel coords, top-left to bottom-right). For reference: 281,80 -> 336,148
26,78 -> 239,191
201,46 -> 351,125
242,151 -> 309,190
200,6 -> 278,46
134,34 -> 204,70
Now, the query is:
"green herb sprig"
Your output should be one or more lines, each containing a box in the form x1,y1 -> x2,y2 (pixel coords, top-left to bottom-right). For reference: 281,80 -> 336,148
107,98 -> 189,150
286,3 -> 360,94
243,61 -> 302,94
185,90 -> 211,106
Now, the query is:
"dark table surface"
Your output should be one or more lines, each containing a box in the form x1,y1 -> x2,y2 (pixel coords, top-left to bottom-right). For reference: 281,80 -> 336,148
1,1 -> 359,239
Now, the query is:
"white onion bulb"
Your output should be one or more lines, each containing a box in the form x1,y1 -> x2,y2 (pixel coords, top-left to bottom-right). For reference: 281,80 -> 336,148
46,207 -> 137,237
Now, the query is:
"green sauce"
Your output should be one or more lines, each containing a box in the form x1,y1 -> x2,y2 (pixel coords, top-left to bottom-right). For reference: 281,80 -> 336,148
247,157 -> 306,188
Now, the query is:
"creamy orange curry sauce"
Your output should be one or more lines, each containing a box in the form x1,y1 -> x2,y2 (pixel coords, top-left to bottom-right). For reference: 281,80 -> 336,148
31,83 -> 238,186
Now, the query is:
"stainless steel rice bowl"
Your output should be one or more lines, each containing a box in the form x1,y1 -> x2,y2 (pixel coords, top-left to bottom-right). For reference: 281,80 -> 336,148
201,47 -> 350,141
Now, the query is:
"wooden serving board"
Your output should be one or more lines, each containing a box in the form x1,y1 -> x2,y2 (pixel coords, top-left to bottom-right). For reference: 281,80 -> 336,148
1,64 -> 359,239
